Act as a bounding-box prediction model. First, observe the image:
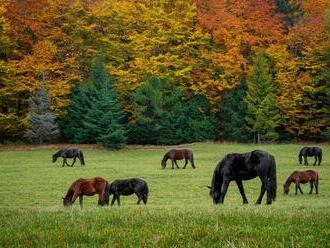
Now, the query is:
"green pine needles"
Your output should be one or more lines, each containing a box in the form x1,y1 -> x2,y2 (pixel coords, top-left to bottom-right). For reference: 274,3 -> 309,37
62,56 -> 127,149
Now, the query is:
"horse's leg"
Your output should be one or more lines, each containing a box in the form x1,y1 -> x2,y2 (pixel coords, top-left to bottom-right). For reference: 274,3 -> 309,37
309,182 -> 314,194
142,194 -> 148,204
110,195 -> 116,206
71,192 -> 79,205
298,184 -> 303,194
304,156 -> 308,165
190,158 -> 196,169
182,159 -> 188,169
313,156 -> 317,166
235,180 -> 248,204
62,158 -> 66,167
256,183 -> 266,204
315,181 -> 319,194
174,160 -> 180,169
70,157 -> 76,167
79,196 -> 83,209
116,195 -> 121,206
98,193 -> 104,206
219,179 -> 230,204
137,194 -> 142,205
295,183 -> 298,194
171,159 -> 175,169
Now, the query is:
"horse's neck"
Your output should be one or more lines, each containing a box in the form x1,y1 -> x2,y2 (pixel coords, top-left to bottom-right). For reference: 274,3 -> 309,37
284,177 -> 293,186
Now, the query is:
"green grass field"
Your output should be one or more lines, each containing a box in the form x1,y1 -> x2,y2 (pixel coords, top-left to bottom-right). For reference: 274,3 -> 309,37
0,143 -> 329,247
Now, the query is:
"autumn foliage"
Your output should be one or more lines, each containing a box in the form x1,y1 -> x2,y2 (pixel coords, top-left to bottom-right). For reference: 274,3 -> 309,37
0,0 -> 329,142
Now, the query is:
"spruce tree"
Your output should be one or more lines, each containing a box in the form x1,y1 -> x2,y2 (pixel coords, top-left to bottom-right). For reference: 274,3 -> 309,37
245,54 -> 280,143
24,84 -> 59,144
63,56 -> 127,148
219,79 -> 250,142
129,77 -> 168,144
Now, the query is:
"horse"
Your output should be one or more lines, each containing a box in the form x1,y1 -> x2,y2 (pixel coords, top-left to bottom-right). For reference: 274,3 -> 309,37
52,149 -> 85,167
161,149 -> 195,169
63,177 -> 108,208
283,170 -> 319,195
298,147 -> 322,166
105,178 -> 149,206
208,150 -> 277,205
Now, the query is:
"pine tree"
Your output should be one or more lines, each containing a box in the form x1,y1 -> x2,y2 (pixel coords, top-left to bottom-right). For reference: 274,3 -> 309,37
62,56 -> 127,148
24,84 -> 59,143
219,79 -> 250,142
129,77 -> 169,144
245,54 -> 280,143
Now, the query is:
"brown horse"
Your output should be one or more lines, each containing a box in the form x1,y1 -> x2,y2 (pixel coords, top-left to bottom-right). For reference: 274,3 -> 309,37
283,170 -> 319,195
161,149 -> 195,169
63,177 -> 109,208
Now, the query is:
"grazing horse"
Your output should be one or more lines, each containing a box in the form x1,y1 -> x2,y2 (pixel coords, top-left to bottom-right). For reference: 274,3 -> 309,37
63,177 -> 108,208
52,149 -> 85,167
105,178 -> 149,206
161,149 -> 195,169
298,147 -> 322,166
208,150 -> 277,205
283,170 -> 319,195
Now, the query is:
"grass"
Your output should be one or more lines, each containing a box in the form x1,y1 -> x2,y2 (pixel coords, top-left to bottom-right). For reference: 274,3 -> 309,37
0,143 -> 329,247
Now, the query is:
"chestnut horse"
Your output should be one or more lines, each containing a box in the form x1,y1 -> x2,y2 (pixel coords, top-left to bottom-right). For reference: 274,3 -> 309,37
161,149 -> 195,169
283,170 -> 319,195
63,177 -> 108,208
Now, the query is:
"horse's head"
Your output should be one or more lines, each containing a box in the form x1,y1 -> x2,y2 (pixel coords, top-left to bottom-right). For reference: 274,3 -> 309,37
52,154 -> 57,163
161,159 -> 166,169
283,184 -> 289,194
63,196 -> 71,206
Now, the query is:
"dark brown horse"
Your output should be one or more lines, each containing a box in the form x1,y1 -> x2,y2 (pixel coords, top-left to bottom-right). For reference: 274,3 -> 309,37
161,149 -> 195,169
283,170 -> 319,195
63,177 -> 108,208
52,149 -> 85,167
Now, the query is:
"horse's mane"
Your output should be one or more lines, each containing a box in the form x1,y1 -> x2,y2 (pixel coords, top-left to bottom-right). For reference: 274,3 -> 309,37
284,171 -> 299,186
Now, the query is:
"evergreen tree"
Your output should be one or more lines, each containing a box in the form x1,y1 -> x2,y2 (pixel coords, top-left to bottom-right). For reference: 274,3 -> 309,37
245,54 -> 280,143
129,77 -> 169,144
24,84 -> 59,143
130,77 -> 215,145
62,56 -> 127,148
218,79 -> 250,142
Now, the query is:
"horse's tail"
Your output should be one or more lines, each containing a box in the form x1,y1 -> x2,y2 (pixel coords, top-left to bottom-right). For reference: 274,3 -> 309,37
190,151 -> 196,168
79,150 -> 85,165
298,152 -> 302,164
269,156 -> 277,201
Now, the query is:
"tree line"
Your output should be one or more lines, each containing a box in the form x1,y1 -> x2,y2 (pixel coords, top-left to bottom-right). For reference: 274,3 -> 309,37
0,0 -> 330,146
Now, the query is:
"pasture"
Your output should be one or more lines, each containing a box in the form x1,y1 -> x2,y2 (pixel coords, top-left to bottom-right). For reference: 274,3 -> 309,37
0,143 -> 329,247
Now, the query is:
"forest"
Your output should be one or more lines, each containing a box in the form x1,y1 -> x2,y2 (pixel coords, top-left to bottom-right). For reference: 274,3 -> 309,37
0,0 -> 329,147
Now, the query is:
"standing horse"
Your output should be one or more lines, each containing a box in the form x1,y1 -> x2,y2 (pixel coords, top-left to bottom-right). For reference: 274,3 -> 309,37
283,170 -> 319,195
161,149 -> 195,169
298,147 -> 322,166
52,149 -> 85,167
208,150 -> 277,205
63,177 -> 108,208
105,178 -> 149,206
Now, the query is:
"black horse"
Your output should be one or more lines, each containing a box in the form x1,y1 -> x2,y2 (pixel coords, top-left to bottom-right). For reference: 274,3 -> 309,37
105,178 -> 149,206
52,149 -> 85,167
298,147 -> 322,166
208,150 -> 277,205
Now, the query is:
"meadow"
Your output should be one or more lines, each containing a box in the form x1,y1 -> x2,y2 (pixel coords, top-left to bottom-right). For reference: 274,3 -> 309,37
0,143 -> 329,247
